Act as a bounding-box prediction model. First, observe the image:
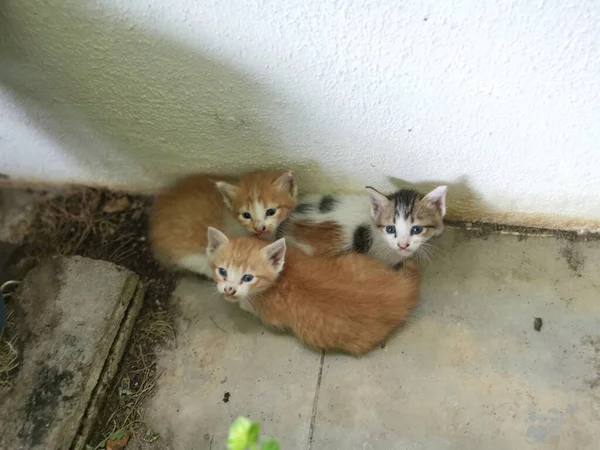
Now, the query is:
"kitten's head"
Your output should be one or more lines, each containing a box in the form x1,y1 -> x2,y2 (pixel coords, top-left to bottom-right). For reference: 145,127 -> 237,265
365,186 -> 447,258
206,227 -> 286,303
215,171 -> 297,239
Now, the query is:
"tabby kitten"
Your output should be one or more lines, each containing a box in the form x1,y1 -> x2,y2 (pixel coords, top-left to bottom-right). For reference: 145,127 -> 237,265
206,228 -> 420,355
149,170 -> 297,277
280,186 -> 446,266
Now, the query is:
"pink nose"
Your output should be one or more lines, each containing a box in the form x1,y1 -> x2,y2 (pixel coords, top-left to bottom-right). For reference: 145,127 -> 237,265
254,225 -> 266,233
398,243 -> 409,250
224,287 -> 236,296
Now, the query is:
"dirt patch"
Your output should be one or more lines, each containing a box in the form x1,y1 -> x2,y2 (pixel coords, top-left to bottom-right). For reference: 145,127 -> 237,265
582,336 -> 600,390
20,366 -> 75,446
559,244 -> 585,276
5,187 -> 177,448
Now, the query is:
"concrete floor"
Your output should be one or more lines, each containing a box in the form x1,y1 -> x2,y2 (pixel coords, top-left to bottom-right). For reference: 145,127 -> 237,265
144,228 -> 600,450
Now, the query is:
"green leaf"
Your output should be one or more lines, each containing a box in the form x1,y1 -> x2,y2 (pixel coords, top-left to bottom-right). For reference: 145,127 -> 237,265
227,417 -> 253,450
247,422 -> 260,445
261,438 -> 280,450
108,429 -> 126,440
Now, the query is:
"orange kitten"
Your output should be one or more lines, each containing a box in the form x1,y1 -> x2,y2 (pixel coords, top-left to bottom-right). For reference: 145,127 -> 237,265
149,170 -> 297,277
206,228 -> 421,355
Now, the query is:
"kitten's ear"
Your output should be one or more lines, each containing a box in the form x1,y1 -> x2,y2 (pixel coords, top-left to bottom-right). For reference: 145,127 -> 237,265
365,186 -> 390,218
207,227 -> 229,255
261,238 -> 287,273
215,181 -> 239,208
275,171 -> 297,196
423,186 -> 447,216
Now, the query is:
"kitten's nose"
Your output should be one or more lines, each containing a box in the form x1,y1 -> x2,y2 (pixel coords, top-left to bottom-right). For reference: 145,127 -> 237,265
224,286 -> 236,296
254,225 -> 267,233
398,242 -> 409,250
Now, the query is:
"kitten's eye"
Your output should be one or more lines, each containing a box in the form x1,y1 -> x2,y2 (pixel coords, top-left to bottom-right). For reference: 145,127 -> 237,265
411,225 -> 424,235
385,225 -> 396,234
218,267 -> 227,277
241,274 -> 254,283
265,208 -> 276,217
242,212 -> 252,219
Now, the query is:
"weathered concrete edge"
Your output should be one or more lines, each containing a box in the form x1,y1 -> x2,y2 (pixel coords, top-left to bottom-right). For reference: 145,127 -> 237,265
70,279 -> 146,450
445,220 -> 600,241
54,266 -> 139,449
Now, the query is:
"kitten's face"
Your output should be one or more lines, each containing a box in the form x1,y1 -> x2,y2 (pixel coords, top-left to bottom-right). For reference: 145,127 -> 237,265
216,171 -> 297,239
206,228 -> 286,304
366,186 -> 447,258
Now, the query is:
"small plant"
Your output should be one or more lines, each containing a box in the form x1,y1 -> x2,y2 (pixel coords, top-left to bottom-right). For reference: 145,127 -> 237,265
227,417 -> 280,450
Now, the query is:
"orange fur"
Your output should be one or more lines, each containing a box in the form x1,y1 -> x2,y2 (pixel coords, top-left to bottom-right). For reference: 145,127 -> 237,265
149,171 -> 297,273
234,171 -> 297,224
284,220 -> 346,256
150,174 -> 230,264
208,234 -> 421,355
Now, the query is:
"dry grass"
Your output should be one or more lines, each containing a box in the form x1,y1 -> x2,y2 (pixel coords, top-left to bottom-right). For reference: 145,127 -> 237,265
0,309 -> 20,389
20,188 -> 149,270
11,186 -> 178,448
87,310 -> 174,449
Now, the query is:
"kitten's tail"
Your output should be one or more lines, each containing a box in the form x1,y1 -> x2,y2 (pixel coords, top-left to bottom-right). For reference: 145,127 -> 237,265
285,219 -> 347,256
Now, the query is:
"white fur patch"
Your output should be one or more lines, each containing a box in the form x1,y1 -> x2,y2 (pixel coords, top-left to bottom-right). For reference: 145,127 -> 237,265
290,193 -> 405,265
293,193 -> 370,242
177,253 -> 212,277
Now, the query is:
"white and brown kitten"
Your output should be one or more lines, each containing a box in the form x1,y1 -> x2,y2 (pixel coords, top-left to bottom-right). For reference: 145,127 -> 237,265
149,170 -> 297,277
280,186 -> 447,266
206,228 -> 420,355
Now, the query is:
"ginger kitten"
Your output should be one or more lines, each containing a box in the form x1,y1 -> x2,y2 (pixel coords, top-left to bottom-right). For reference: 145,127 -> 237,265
206,228 -> 420,355
149,170 -> 297,277
280,186 -> 447,266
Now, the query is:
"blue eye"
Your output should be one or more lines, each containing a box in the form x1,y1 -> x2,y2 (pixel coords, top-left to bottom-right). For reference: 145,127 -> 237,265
218,267 -> 227,277
385,225 -> 396,234
242,212 -> 251,219
411,225 -> 424,235
241,274 -> 254,283
265,208 -> 276,217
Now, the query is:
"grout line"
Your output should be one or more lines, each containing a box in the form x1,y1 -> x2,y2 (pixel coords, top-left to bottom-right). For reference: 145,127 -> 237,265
306,351 -> 325,450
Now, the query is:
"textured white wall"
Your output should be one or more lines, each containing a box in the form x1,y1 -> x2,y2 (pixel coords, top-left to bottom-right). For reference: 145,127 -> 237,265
1,0 -> 600,229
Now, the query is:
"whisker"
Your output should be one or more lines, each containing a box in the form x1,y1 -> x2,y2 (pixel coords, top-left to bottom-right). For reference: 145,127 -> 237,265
414,247 -> 432,265
418,242 -> 449,264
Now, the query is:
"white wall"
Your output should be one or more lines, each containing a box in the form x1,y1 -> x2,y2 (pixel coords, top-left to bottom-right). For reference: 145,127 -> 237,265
1,0 -> 600,229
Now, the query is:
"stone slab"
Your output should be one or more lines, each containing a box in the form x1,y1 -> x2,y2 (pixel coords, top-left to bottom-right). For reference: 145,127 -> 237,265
0,256 -> 140,450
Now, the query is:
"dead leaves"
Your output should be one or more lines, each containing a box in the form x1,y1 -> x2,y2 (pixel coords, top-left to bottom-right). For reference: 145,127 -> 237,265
105,431 -> 131,450
102,197 -> 131,213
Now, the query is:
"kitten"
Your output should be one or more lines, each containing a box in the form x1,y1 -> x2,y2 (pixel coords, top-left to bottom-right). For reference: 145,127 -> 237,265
280,186 -> 447,266
206,228 -> 420,355
149,170 -> 297,277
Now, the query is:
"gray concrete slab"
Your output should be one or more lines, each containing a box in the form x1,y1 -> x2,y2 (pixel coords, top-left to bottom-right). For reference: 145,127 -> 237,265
311,229 -> 600,450
0,256 -> 140,450
141,229 -> 600,450
143,278 -> 322,450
